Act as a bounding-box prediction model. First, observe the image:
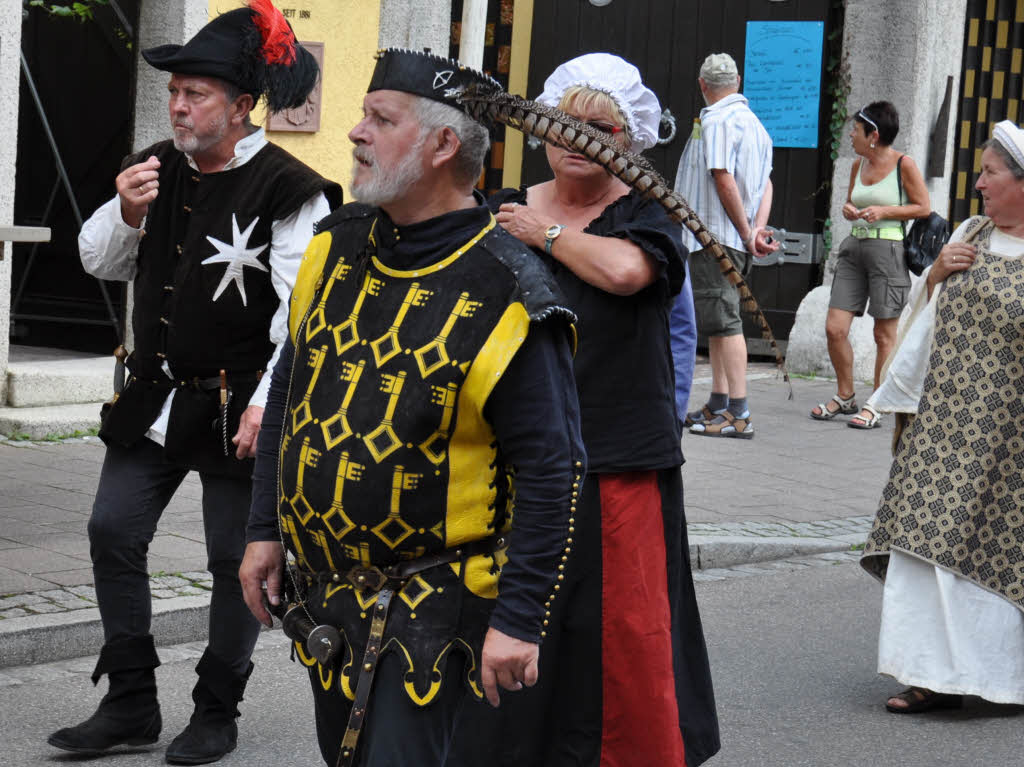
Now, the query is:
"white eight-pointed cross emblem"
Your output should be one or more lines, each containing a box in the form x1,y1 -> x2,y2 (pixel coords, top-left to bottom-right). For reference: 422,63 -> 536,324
201,214 -> 269,306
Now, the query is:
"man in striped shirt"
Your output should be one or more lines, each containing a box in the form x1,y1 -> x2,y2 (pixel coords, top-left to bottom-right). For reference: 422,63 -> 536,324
673,52 -> 777,439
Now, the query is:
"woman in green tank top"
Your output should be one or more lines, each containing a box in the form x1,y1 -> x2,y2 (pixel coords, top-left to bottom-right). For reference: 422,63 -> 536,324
810,101 -> 930,427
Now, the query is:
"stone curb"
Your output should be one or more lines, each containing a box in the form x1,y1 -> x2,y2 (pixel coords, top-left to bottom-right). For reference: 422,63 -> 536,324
0,534 -> 865,670
688,534 -> 861,571
0,595 -> 211,669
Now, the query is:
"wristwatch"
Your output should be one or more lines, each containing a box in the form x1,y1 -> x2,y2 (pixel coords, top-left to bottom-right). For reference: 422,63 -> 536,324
544,224 -> 566,255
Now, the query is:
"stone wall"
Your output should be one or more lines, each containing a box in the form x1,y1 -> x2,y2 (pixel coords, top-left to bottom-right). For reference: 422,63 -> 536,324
119,0 -> 209,348
0,0 -> 24,403
378,0 -> 451,53
133,0 -> 209,152
787,0 -> 968,384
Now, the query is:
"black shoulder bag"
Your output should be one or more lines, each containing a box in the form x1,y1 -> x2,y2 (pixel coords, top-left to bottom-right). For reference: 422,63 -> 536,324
895,155 -> 951,276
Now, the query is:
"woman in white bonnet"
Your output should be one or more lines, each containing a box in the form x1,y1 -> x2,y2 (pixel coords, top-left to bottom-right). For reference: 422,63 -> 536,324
860,119 -> 1024,714
447,53 -> 719,767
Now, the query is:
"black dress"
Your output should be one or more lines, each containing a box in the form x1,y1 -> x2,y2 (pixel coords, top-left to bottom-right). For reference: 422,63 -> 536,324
448,188 -> 720,767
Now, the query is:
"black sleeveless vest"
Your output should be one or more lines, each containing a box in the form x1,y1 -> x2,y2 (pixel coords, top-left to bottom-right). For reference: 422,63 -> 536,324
100,139 -> 342,477
131,139 -> 342,378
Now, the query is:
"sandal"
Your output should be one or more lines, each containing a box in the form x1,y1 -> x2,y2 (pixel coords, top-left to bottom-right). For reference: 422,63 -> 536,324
848,404 -> 882,429
684,404 -> 723,427
690,411 -> 755,439
810,393 -> 857,420
885,687 -> 963,714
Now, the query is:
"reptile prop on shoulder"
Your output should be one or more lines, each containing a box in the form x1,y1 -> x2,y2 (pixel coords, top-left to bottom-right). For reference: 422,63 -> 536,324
454,85 -> 792,397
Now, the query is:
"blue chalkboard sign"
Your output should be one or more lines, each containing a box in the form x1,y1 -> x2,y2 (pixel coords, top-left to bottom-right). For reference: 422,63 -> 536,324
743,21 -> 825,148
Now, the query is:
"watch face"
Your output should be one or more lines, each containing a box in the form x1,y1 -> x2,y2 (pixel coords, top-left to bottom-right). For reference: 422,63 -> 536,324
545,225 -> 562,238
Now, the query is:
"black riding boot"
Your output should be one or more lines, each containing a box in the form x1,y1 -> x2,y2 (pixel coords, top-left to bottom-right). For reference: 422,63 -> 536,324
165,648 -> 253,765
48,635 -> 162,754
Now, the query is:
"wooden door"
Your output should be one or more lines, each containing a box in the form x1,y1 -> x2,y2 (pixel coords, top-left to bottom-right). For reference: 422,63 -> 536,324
12,2 -> 138,353
519,0 -> 840,343
522,0 -> 838,236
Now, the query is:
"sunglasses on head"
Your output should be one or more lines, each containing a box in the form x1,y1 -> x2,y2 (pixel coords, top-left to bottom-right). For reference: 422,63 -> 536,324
857,110 -> 879,134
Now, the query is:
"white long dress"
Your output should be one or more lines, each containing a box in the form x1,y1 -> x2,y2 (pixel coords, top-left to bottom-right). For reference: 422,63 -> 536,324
869,221 -> 1024,704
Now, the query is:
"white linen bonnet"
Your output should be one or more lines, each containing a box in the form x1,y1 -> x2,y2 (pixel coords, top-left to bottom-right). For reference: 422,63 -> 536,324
537,53 -> 662,151
992,119 -> 1024,171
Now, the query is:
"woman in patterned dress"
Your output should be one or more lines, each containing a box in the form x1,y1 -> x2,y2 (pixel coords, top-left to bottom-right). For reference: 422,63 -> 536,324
860,119 -> 1024,713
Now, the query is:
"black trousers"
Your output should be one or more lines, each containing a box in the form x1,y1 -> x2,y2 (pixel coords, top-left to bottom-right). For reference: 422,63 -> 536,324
87,439 -> 261,676
306,649 -> 468,766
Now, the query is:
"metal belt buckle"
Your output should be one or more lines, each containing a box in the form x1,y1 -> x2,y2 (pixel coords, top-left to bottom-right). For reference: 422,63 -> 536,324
346,565 -> 388,593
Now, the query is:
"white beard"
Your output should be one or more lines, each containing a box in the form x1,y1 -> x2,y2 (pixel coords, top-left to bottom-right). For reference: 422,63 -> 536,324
172,112 -> 228,155
350,135 -> 427,206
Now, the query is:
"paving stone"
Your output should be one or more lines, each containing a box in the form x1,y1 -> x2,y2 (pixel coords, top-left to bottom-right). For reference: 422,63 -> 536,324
757,560 -> 814,571
3,663 -> 75,682
178,641 -> 209,657
151,575 -> 189,589
26,602 -> 65,614
0,607 -> 30,618
31,568 -> 96,587
0,671 -> 24,687
55,599 -> 91,611
158,645 -> 197,663
0,567 -> 57,594
35,589 -> 73,601
58,656 -> 98,674
13,593 -> 48,606
817,551 -> 861,561
730,564 -> 776,575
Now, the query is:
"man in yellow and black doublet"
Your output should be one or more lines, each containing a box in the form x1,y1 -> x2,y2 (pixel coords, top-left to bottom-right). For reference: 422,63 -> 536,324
242,48 -> 584,767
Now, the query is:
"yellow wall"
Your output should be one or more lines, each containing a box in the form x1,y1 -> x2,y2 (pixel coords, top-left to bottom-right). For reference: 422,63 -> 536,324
502,0 -> 533,190
208,0 -> 381,193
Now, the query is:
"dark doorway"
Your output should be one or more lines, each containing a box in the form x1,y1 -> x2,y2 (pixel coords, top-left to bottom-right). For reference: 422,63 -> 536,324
11,2 -> 140,354
521,0 -> 842,344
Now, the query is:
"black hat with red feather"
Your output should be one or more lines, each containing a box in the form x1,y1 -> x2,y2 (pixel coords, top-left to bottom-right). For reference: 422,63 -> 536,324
141,0 -> 317,112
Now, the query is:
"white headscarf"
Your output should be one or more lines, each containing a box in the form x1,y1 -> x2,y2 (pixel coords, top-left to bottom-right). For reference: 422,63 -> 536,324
537,53 -> 662,151
992,119 -> 1024,172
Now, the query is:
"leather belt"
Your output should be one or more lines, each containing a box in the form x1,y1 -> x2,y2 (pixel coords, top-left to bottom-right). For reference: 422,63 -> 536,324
851,225 -> 903,240
302,534 -> 505,590
309,534 -> 505,767
123,369 -> 265,389
336,585 -> 393,767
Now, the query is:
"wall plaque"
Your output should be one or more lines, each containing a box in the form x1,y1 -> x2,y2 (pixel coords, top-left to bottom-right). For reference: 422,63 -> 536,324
267,41 -> 324,133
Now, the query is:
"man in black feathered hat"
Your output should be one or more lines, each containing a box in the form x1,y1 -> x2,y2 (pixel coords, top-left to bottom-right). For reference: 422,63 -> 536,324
238,48 -> 585,766
47,2 -> 342,764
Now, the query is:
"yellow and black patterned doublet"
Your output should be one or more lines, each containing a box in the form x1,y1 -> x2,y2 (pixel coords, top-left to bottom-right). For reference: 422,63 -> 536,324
280,204 -> 574,705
